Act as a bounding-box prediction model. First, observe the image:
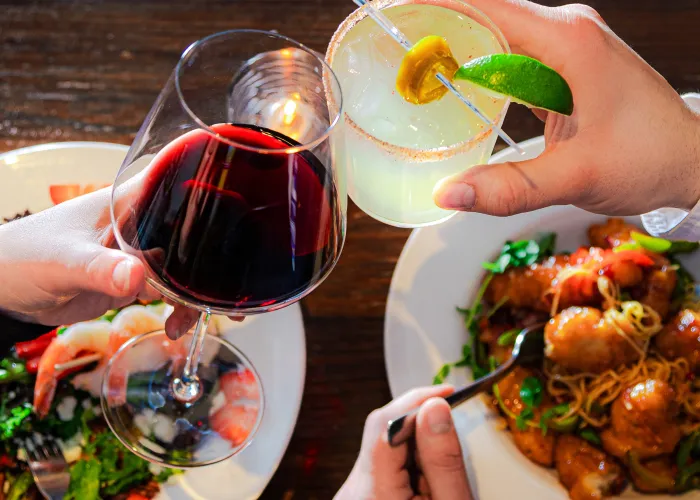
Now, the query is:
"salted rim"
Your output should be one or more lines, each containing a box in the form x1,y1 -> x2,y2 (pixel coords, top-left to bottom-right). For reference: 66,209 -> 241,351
324,0 -> 511,162
176,29 -> 343,154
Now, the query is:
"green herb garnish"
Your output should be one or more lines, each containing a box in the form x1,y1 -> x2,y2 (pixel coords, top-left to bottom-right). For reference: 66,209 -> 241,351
482,233 -> 556,274
520,377 -> 544,408
515,408 -> 534,431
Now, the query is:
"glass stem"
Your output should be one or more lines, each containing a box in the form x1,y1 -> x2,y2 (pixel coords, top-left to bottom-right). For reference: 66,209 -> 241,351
172,310 -> 210,403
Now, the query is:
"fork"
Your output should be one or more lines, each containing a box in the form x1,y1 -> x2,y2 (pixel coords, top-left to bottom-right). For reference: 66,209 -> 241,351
387,323 -> 546,446
23,434 -> 70,500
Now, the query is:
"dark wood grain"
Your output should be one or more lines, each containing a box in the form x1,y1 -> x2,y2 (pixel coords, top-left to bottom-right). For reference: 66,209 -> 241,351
1,0 -> 699,497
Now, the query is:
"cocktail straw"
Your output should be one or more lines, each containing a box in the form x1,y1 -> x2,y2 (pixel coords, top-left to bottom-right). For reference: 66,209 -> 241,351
352,0 -> 525,155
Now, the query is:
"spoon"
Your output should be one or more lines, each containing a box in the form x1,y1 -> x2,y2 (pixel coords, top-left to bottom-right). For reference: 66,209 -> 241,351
387,323 -> 545,447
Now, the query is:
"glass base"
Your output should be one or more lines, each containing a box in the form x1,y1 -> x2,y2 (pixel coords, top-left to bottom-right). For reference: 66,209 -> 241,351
101,330 -> 264,468
351,195 -> 457,228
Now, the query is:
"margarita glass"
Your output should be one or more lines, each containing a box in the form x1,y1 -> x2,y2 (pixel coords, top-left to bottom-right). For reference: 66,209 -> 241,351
326,0 -> 510,227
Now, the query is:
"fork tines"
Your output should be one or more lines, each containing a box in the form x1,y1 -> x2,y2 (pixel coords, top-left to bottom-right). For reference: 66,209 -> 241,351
23,434 -> 64,463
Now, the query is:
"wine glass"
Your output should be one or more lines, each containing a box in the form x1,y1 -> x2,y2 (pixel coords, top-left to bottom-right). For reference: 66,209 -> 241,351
103,29 -> 345,467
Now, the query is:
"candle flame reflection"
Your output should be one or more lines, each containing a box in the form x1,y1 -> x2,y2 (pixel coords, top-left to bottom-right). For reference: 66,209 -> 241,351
282,100 -> 297,126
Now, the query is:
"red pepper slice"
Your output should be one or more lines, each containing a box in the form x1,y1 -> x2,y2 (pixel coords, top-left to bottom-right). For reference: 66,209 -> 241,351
15,329 -> 58,359
26,357 -> 41,374
601,249 -> 655,268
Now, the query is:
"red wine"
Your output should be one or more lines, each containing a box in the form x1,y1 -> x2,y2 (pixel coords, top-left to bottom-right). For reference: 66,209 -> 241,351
122,124 -> 342,310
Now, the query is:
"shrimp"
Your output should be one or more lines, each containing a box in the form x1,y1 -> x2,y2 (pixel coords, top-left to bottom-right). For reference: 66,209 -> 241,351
210,368 -> 261,447
72,304 -> 172,396
33,321 -> 112,418
544,306 -> 641,374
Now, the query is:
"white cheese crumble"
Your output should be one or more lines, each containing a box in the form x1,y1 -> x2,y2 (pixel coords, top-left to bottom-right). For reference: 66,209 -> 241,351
58,432 -> 84,463
56,396 -> 77,421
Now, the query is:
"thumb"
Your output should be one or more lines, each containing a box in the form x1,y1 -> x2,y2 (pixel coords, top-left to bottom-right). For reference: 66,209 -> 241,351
433,149 -> 581,216
83,247 -> 146,297
415,398 -> 471,500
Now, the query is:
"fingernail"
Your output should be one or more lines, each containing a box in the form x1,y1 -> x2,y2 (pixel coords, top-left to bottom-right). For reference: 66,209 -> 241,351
112,259 -> 133,293
435,182 -> 476,210
426,402 -> 453,435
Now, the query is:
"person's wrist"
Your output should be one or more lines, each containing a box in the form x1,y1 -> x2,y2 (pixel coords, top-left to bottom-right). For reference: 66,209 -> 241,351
680,94 -> 700,211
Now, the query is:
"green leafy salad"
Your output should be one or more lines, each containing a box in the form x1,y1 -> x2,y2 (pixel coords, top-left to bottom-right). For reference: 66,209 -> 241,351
0,305 -> 180,500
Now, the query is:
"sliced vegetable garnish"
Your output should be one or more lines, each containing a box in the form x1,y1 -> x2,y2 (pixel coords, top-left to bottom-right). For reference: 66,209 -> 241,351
547,415 -> 579,433
99,309 -> 119,322
15,329 -> 57,359
630,231 -> 672,253
615,231 -> 700,255
539,402 -> 570,434
579,428 -> 602,446
455,54 -> 573,115
396,35 -> 459,105
627,451 -> 676,491
7,471 -> 34,500
496,328 -> 520,346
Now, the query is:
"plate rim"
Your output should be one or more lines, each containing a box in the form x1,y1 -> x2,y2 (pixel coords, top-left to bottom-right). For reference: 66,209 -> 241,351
383,136 -> 545,396
0,141 -> 130,159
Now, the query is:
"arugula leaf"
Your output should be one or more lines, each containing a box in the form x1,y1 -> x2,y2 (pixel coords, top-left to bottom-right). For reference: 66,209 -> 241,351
538,232 -> 557,257
433,364 -> 452,385
669,241 -> 700,254
35,390 -> 94,441
65,459 -> 101,500
155,467 -> 182,483
438,276 -> 494,384
670,256 -> 696,306
520,377 -> 543,408
0,403 -> 32,441
579,428 -> 602,446
486,295 -> 509,318
482,233 -> 556,274
515,408 -> 534,431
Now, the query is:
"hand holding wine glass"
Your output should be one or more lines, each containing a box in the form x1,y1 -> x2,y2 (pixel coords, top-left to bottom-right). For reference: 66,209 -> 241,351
0,186 -> 160,326
104,30 -> 345,467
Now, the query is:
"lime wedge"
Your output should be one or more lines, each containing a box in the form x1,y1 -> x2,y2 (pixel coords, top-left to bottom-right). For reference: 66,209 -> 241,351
455,54 -> 574,115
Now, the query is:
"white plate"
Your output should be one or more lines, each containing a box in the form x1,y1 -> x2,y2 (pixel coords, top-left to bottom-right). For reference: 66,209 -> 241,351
0,142 -> 306,500
384,136 -> 700,500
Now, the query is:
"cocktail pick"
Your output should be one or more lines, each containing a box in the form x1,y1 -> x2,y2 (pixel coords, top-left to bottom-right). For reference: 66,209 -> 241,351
352,0 -> 525,155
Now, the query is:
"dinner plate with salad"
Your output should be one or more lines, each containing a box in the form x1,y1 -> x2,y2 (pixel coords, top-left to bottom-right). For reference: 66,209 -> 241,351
0,142 -> 306,500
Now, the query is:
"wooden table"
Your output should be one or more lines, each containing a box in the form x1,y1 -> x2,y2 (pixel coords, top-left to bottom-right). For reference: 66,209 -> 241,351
2,1 -> 699,497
